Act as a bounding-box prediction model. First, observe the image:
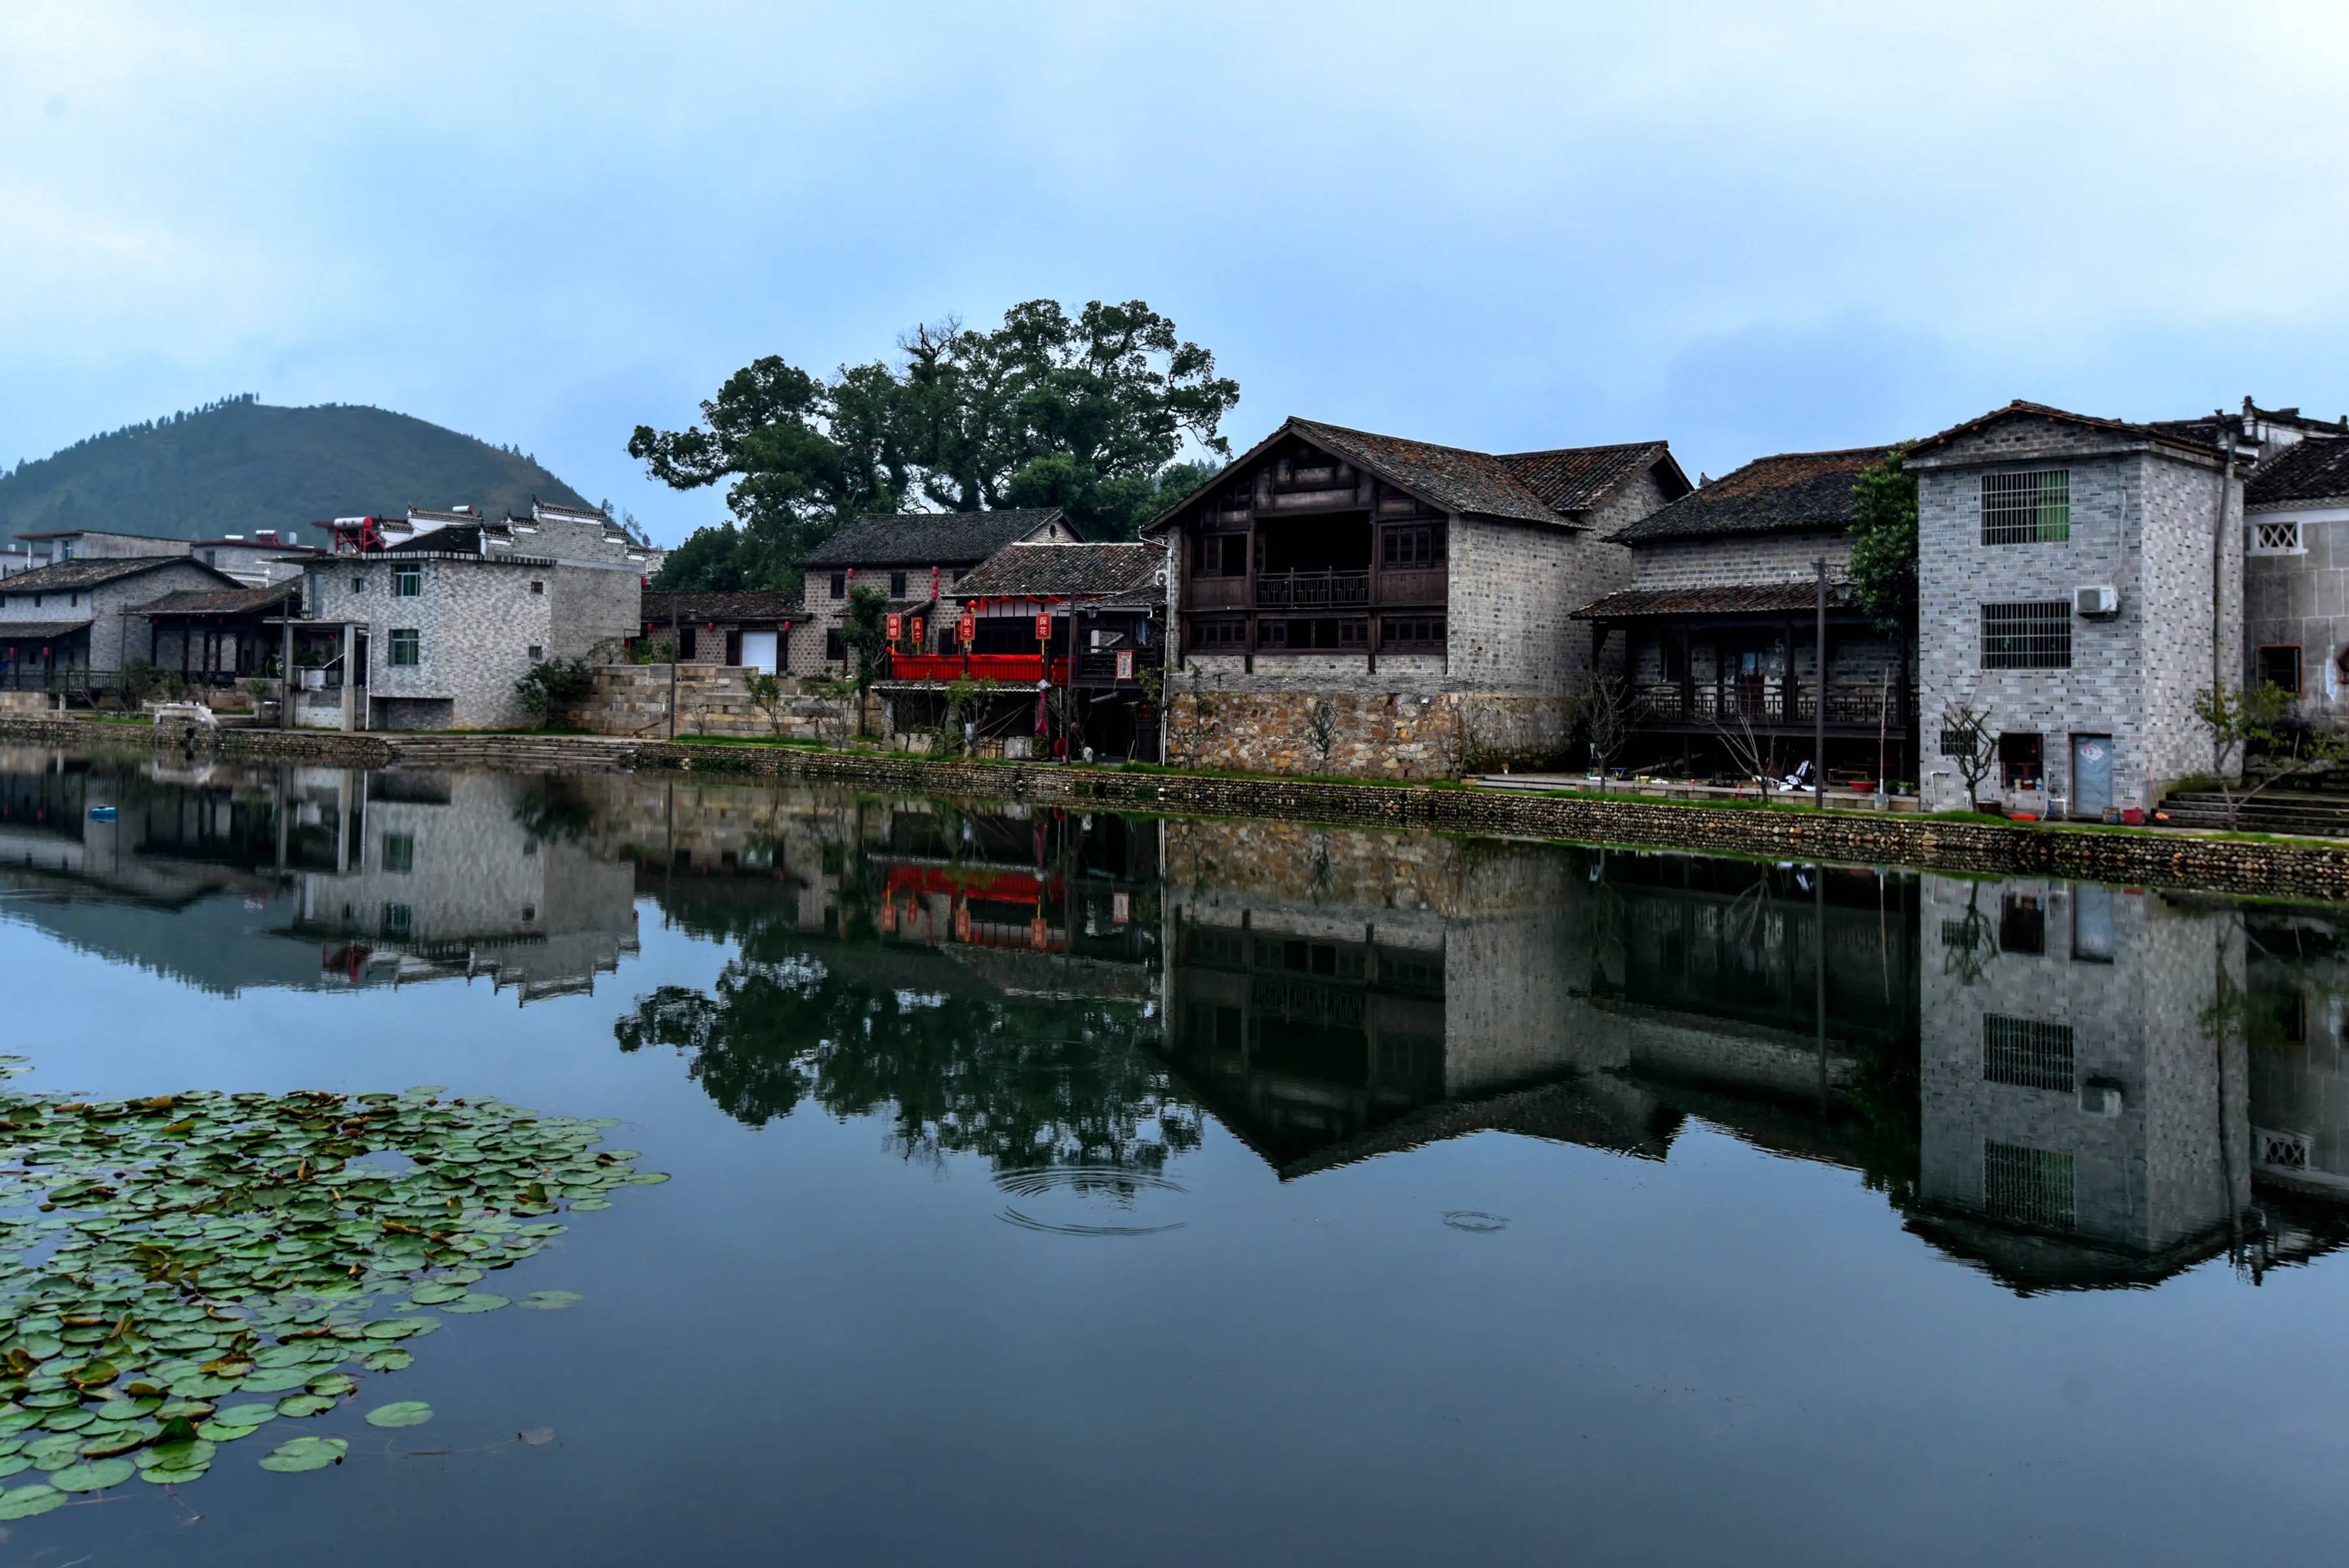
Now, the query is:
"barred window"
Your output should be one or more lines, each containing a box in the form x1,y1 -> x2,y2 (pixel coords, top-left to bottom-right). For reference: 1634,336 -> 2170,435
1188,619 -> 1246,649
1382,615 -> 1445,649
1981,470 -> 2071,545
1980,601 -> 2071,669
1983,1014 -> 2074,1091
1984,1140 -> 2074,1231
2250,519 -> 2303,555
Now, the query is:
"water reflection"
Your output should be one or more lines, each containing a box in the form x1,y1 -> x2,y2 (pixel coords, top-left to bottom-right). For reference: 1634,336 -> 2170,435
8,745 -> 2349,1292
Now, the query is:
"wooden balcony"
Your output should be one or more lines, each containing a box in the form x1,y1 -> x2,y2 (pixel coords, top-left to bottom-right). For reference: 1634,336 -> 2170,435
1256,569 -> 1369,608
1632,681 -> 1909,733
888,652 -> 1070,685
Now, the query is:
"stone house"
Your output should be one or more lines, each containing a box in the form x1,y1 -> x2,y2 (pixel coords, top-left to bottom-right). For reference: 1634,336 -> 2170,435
1911,401 -> 2251,818
2238,416 -> 2349,719
325,502 -> 663,578
639,590 -> 801,672
792,509 -> 1077,672
882,540 -> 1167,759
289,521 -> 641,731
0,555 -> 246,691
1145,416 -> 1686,779
1572,446 -> 1911,785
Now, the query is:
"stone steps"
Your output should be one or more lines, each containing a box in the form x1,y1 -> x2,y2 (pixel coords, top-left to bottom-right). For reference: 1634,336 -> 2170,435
2157,790 -> 2349,838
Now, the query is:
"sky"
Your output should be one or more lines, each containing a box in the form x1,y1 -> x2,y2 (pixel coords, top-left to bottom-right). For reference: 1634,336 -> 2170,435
6,0 -> 2348,545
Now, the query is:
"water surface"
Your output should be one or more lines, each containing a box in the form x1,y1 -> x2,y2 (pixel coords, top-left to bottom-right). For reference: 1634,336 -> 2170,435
3,747 -> 2346,1564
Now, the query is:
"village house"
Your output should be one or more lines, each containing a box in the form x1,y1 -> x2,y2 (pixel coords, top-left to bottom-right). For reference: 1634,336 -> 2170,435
1571,446 -> 1911,788
638,590 -> 801,672
1145,416 -> 1685,778
0,554 -> 246,692
328,501 -> 662,577
2238,415 -> 2349,720
792,509 -> 1078,673
881,539 -> 1167,759
286,516 -> 642,731
8,526 -> 320,584
1911,400 -> 2262,818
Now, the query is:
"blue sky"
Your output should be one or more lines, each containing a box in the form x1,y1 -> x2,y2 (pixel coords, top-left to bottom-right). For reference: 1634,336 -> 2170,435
7,1 -> 2347,544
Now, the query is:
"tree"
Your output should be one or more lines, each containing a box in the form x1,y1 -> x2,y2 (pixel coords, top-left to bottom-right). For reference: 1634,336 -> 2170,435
1846,445 -> 1917,636
649,522 -> 751,592
840,586 -> 890,728
1938,694 -> 1998,812
1305,698 -> 1340,772
2191,680 -> 2348,829
1573,672 -> 1635,790
513,657 -> 595,727
633,298 -> 1240,590
744,670 -> 791,741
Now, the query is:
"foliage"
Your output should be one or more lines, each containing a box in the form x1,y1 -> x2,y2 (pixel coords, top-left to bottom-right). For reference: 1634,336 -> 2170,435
512,777 -> 596,844
2191,680 -> 2348,829
513,657 -> 595,725
744,670 -> 791,740
118,657 -> 162,708
840,586 -> 890,703
634,298 -> 1240,592
0,400 -> 589,544
1845,444 -> 1918,636
803,672 -> 861,747
0,1064 -> 661,1505
942,674 -> 999,754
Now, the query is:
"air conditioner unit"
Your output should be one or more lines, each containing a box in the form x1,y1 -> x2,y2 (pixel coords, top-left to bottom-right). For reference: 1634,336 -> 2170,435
2074,584 -> 2120,618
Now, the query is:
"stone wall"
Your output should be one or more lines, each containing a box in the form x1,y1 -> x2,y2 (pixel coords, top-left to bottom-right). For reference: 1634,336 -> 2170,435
563,664 -> 865,742
1164,688 -> 1567,778
2243,500 -> 2349,724
1447,514 -> 1625,694
1629,530 -> 1853,592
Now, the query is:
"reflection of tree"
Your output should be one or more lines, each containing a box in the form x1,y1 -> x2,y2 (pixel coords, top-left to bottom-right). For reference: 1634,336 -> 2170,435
616,936 -> 1201,1176
513,775 -> 595,846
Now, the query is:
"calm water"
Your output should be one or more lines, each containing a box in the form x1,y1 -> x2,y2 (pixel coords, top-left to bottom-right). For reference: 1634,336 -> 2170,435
3,747 -> 2348,1564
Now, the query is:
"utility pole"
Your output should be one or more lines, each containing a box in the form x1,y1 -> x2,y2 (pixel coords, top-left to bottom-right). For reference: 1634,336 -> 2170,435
666,602 -> 680,741
1814,557 -> 1827,812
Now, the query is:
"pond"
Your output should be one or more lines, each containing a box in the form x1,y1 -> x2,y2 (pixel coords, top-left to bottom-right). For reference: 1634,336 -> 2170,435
2,745 -> 2347,1563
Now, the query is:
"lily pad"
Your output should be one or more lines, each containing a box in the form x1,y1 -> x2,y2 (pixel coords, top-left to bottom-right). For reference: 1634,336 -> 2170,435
274,1395 -> 334,1419
304,1374 -> 357,1398
363,1400 -> 433,1429
360,1348 -> 414,1373
210,1403 -> 278,1429
259,1435 -> 347,1473
51,1456 -> 135,1491
519,1290 -> 584,1311
239,1367 -> 316,1393
0,1453 -> 29,1478
440,1293 -> 509,1315
0,1482 -> 63,1519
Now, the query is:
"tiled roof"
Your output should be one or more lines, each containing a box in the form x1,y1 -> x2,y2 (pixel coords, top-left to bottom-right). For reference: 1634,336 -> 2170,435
132,584 -> 299,617
800,509 -> 1070,569
1910,400 -> 2223,460
0,557 -> 225,593
643,590 -> 801,623
1498,441 -> 1688,512
1610,447 -> 1896,545
0,620 -> 95,640
386,523 -> 488,554
1572,582 -> 1861,620
2247,436 -> 2349,507
949,543 -> 1163,601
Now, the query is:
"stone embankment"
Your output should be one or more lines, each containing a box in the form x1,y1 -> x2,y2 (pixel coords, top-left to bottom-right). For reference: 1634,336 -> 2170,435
8,713 -> 2348,898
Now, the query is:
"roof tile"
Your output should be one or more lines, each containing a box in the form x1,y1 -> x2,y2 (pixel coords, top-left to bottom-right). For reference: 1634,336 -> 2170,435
801,509 -> 1070,569
1610,448 -> 1895,545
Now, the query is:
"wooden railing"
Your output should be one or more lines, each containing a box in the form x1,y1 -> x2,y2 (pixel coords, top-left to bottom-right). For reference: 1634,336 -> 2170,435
1256,569 -> 1370,608
1632,681 -> 1907,730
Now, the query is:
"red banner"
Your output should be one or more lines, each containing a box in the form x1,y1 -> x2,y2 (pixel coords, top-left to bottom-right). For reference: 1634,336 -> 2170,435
886,612 -> 902,641
1034,612 -> 1051,642
958,612 -> 976,646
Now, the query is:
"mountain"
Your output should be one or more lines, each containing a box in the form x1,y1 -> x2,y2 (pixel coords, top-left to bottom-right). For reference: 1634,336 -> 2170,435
0,397 -> 594,544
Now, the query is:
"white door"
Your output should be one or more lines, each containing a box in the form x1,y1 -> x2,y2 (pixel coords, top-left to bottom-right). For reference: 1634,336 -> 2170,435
740,630 -> 778,673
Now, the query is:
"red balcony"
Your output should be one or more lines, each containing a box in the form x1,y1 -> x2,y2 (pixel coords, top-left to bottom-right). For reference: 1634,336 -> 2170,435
887,651 -> 1068,684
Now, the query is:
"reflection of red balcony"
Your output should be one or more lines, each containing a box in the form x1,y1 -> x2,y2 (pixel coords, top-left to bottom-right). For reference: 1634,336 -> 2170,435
887,652 -> 1068,683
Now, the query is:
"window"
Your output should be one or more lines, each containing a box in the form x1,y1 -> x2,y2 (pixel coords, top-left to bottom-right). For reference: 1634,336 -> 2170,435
825,628 -> 846,661
829,573 -> 846,600
351,575 -> 367,593
889,571 -> 907,598
527,645 -> 544,662
530,580 -> 545,595
2257,644 -> 2303,695
1980,469 -> 2071,545
381,902 -> 413,939
1980,601 -> 2071,669
382,833 -> 415,874
1999,890 -> 2046,954
678,627 -> 697,661
1191,533 -> 1247,577
393,565 -> 421,597
1998,732 -> 2043,788
30,594 -> 40,608
1382,615 -> 1445,649
1983,1141 -> 2074,1231
2251,519 -> 2303,555
1381,525 -> 1445,568
1188,620 -> 1246,649
1983,1015 -> 2074,1091
388,628 -> 421,666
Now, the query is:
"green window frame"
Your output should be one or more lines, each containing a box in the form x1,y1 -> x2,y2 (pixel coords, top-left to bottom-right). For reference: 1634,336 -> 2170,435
393,565 -> 422,597
388,628 -> 421,666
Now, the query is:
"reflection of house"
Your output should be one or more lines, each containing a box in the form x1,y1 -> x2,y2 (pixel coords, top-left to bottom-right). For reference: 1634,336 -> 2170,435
1146,416 -> 1687,778
1573,447 -> 1911,785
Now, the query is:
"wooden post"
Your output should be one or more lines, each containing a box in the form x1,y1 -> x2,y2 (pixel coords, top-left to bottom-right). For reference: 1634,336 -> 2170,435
1814,559 -> 1827,812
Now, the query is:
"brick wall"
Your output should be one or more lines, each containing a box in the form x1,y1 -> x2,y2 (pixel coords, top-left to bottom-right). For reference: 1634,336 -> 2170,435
564,664 -> 857,741
1164,689 -> 1566,779
1630,530 -> 1851,592
2243,503 -> 2349,724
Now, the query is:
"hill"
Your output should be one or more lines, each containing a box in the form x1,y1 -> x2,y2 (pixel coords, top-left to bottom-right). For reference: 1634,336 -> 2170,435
0,397 -> 594,544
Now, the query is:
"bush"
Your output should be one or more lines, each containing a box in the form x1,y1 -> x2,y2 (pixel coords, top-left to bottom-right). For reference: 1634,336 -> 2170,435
514,658 -> 595,726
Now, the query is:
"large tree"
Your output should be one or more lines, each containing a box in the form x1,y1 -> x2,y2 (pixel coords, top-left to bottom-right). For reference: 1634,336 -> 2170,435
1846,444 -> 1918,635
638,298 -> 1238,592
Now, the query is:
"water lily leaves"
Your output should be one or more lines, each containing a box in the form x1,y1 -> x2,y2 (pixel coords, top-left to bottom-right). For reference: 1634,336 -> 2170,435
440,1293 -> 509,1315
0,1454 -> 29,1478
0,1409 -> 41,1436
91,1397 -> 160,1422
360,1348 -> 414,1373
210,1403 -> 278,1429
23,1433 -> 85,1470
239,1367 -> 315,1393
51,1457 -> 135,1491
64,1358 -> 117,1388
304,1374 -> 356,1398
274,1395 -> 334,1419
360,1319 -> 433,1340
137,1438 -> 214,1473
408,1282 -> 468,1305
0,1482 -> 64,1518
518,1290 -> 582,1311
363,1401 -> 432,1429
259,1436 -> 346,1473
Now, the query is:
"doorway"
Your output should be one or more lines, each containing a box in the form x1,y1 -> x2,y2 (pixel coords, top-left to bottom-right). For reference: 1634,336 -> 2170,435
740,630 -> 778,674
2071,734 -> 2113,818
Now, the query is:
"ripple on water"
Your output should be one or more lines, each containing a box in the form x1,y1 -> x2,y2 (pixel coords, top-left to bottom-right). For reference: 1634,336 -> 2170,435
993,1167 -> 1188,1237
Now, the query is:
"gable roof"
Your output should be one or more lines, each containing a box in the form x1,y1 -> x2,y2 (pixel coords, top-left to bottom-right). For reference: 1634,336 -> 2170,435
1143,417 -> 1679,535
950,542 -> 1163,602
1610,446 -> 1896,545
2248,435 -> 2349,509
1909,400 -> 2223,461
386,522 -> 490,554
132,583 -> 300,618
642,590 -> 801,623
0,556 -> 238,594
800,509 -> 1070,569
